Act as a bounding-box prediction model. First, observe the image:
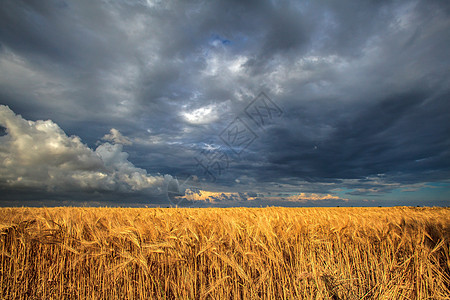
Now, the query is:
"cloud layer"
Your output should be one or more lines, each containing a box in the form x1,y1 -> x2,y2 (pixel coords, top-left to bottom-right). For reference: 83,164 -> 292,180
0,0 -> 449,206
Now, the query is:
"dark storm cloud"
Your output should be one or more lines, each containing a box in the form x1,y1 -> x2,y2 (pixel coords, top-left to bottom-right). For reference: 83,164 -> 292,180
0,0 -> 449,206
258,89 -> 450,181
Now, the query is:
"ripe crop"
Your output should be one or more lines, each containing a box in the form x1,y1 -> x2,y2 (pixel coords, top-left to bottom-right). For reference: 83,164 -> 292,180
1,207 -> 449,299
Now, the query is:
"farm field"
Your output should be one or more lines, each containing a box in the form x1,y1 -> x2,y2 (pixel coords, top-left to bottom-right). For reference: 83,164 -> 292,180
0,207 -> 449,299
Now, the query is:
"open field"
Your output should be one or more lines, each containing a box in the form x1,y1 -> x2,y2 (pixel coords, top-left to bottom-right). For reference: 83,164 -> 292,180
0,207 -> 449,299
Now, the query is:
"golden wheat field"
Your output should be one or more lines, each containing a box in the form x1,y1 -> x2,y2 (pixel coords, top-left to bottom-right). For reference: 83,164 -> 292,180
0,207 -> 449,299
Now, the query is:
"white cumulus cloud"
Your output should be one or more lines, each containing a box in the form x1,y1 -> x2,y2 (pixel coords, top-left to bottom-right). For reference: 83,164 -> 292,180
102,128 -> 133,145
0,105 -> 166,194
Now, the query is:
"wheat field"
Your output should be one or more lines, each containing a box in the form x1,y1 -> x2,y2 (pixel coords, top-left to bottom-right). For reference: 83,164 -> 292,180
0,207 -> 449,299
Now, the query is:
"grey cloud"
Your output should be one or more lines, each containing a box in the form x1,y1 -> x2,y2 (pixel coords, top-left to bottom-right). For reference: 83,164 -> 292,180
0,0 -> 449,206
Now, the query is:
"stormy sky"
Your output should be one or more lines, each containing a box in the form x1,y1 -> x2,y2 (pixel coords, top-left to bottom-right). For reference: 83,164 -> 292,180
0,0 -> 449,207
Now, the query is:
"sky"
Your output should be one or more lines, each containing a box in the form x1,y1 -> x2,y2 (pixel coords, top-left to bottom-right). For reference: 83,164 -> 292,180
0,0 -> 449,207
